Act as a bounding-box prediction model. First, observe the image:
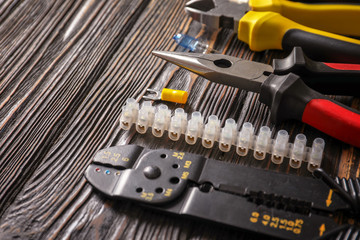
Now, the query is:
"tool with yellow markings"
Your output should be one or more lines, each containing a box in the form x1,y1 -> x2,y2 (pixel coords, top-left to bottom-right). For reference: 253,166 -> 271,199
185,0 -> 360,63
85,145 -> 360,240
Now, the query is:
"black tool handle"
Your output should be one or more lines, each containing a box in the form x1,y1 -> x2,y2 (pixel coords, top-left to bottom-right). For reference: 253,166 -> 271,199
273,47 -> 360,96
238,12 -> 360,63
260,73 -> 360,148
282,29 -> 360,63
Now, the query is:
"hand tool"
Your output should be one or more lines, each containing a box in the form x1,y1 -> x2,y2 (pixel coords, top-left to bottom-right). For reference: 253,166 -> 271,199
151,50 -> 360,148
85,145 -> 360,240
185,0 -> 360,63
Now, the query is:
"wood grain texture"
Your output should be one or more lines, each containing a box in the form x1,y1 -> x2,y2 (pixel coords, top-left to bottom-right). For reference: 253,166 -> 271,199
0,0 -> 359,239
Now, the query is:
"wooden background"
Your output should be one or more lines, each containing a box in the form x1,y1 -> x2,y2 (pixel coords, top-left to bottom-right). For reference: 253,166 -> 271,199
0,0 -> 359,239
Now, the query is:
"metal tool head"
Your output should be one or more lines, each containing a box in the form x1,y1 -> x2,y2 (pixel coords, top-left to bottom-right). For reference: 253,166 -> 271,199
152,51 -> 273,92
185,0 -> 249,32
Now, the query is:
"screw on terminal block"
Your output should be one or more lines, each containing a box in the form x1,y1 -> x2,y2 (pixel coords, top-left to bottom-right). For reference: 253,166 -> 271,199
254,126 -> 271,160
119,98 -> 326,172
290,134 -> 307,169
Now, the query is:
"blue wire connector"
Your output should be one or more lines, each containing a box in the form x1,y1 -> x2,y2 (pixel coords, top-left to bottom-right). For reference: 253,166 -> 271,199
173,33 -> 210,53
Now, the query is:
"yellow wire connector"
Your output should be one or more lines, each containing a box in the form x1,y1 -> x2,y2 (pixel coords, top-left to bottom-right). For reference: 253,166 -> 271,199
143,88 -> 188,104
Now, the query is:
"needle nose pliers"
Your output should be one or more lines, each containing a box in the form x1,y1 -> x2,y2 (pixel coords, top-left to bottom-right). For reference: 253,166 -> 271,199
185,0 -> 360,63
152,50 -> 360,148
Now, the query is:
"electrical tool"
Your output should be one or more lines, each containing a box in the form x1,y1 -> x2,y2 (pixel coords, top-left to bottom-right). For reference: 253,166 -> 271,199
151,50 -> 360,148
185,0 -> 360,62
85,145 -> 360,240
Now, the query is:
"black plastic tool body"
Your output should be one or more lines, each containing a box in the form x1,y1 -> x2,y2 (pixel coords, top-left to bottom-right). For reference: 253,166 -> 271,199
259,73 -> 326,124
282,29 -> 360,64
273,47 -> 360,96
85,145 -> 353,240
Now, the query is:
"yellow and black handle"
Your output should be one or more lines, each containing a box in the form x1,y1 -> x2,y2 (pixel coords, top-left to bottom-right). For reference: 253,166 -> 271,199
238,11 -> 360,63
250,0 -> 360,37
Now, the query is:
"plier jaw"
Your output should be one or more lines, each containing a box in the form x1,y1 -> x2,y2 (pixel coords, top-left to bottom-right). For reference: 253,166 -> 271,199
152,51 -> 273,92
152,50 -> 360,148
185,0 -> 360,63
185,0 -> 248,32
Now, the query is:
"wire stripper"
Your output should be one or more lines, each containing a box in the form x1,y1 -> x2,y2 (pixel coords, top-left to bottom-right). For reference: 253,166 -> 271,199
85,145 -> 360,240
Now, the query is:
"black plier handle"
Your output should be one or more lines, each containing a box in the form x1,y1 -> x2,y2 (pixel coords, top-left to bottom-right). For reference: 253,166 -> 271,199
152,51 -> 360,148
273,47 -> 360,96
259,73 -> 360,148
185,0 -> 360,62
249,0 -> 360,37
238,11 -> 360,63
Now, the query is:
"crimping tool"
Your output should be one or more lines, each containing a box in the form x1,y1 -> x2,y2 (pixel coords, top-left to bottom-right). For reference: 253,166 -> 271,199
85,145 -> 359,240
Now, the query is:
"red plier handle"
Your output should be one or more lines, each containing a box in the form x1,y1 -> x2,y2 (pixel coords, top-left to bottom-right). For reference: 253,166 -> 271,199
260,73 -> 360,148
303,99 -> 360,147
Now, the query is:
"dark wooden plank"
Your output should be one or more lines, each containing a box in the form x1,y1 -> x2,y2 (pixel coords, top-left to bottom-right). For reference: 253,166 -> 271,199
0,0 -> 359,239
0,0 -> 203,238
0,0 -> 153,214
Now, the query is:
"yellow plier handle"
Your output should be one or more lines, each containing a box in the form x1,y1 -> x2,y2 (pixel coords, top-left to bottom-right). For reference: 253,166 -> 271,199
250,0 -> 360,37
238,11 -> 360,63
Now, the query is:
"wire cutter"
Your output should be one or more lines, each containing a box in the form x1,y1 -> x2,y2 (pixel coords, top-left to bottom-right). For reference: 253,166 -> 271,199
85,145 -> 360,240
152,50 -> 360,148
185,0 -> 360,63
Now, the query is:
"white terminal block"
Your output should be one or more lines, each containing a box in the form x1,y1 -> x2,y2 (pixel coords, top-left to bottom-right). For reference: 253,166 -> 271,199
271,130 -> 289,165
307,138 -> 325,172
219,118 -> 237,152
185,111 -> 204,145
152,104 -> 171,137
236,122 -> 254,156
120,98 -> 139,130
289,134 -> 307,169
254,126 -> 272,160
168,108 -> 188,141
136,101 -> 155,134
202,115 -> 221,148
119,98 -> 326,172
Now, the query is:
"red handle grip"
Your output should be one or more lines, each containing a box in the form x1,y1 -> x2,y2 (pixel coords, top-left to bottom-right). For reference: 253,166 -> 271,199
323,62 -> 360,71
302,99 -> 360,148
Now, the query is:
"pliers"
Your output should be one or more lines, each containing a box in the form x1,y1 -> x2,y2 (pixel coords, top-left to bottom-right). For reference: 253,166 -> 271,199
185,0 -> 360,63
152,50 -> 360,148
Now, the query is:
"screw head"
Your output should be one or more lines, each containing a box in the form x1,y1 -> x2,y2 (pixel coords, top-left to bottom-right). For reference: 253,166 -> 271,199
143,166 -> 161,179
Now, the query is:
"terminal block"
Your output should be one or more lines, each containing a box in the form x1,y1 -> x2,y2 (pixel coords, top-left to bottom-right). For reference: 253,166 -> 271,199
120,98 -> 325,172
